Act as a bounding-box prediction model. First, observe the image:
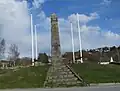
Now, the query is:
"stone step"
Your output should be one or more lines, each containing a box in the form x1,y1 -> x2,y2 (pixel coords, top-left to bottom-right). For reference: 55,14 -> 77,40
44,62 -> 85,87
55,64 -> 66,67
48,72 -> 75,78
63,74 -> 75,78
65,78 -> 78,81
45,81 -> 81,85
44,80 -> 83,87
65,81 -> 82,85
48,78 -> 80,83
44,81 -> 83,87
49,69 -> 71,74
57,68 -> 70,72
66,82 -> 76,85
77,81 -> 82,84
48,65 -> 69,70
48,76 -> 78,80
54,71 -> 72,75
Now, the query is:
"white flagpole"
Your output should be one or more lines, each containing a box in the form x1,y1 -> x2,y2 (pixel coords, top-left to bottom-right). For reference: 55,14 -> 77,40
70,22 -> 75,63
30,14 -> 34,66
34,25 -> 38,60
77,13 -> 83,63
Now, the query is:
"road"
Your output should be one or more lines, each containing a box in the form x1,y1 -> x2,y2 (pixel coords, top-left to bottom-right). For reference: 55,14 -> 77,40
0,85 -> 120,91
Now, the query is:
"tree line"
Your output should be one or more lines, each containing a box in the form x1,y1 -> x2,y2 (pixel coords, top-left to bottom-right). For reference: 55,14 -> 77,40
62,46 -> 120,63
0,37 -> 20,62
0,37 -> 49,64
2,37 -> 120,64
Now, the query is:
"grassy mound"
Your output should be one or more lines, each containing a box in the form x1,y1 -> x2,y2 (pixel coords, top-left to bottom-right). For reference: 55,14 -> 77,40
0,65 -> 49,89
72,63 -> 120,84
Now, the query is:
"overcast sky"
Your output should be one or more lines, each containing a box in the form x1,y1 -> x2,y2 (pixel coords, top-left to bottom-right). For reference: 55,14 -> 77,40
0,0 -> 120,58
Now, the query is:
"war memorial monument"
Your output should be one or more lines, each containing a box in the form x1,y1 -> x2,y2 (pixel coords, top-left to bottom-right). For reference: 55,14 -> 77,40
44,13 -> 87,88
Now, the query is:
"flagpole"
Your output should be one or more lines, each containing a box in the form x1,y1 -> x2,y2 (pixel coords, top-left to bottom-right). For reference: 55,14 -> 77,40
77,13 -> 83,63
30,14 -> 34,66
34,25 -> 38,60
70,22 -> 75,63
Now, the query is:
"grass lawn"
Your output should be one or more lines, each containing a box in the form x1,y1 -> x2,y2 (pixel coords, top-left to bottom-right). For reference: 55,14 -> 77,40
1,63 -> 120,89
0,69 -> 13,75
72,63 -> 120,84
0,65 -> 49,89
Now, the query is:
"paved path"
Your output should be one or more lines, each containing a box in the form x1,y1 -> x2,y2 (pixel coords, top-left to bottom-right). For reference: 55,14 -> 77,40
0,86 -> 120,91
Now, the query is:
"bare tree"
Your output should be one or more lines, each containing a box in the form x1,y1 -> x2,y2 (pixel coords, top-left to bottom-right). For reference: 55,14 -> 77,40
0,38 -> 5,59
8,44 -> 20,63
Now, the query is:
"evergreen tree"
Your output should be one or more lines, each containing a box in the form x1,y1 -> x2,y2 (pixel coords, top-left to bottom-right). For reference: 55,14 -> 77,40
38,53 -> 49,63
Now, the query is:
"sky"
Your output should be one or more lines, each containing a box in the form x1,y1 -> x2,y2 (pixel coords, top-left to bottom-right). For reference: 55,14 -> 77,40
0,0 -> 120,58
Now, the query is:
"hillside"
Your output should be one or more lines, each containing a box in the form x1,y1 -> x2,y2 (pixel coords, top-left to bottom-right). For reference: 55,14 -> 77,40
72,63 -> 120,83
62,46 -> 120,63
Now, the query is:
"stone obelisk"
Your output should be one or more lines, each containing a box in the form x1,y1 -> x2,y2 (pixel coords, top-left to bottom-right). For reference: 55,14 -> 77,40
51,13 -> 61,59
44,13 -> 87,88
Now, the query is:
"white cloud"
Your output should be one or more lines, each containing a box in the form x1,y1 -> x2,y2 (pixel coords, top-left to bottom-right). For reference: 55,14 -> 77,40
100,0 -> 112,6
36,12 -> 120,54
33,0 -> 45,9
0,0 -> 48,58
104,31 -> 120,40
0,0 -> 30,57
59,12 -> 120,51
68,12 -> 99,24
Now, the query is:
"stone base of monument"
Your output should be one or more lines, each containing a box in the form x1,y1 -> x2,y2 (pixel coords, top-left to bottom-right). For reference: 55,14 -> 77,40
44,60 -> 87,88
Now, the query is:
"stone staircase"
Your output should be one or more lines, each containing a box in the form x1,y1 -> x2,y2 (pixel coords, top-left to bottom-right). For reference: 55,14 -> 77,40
44,60 -> 87,88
